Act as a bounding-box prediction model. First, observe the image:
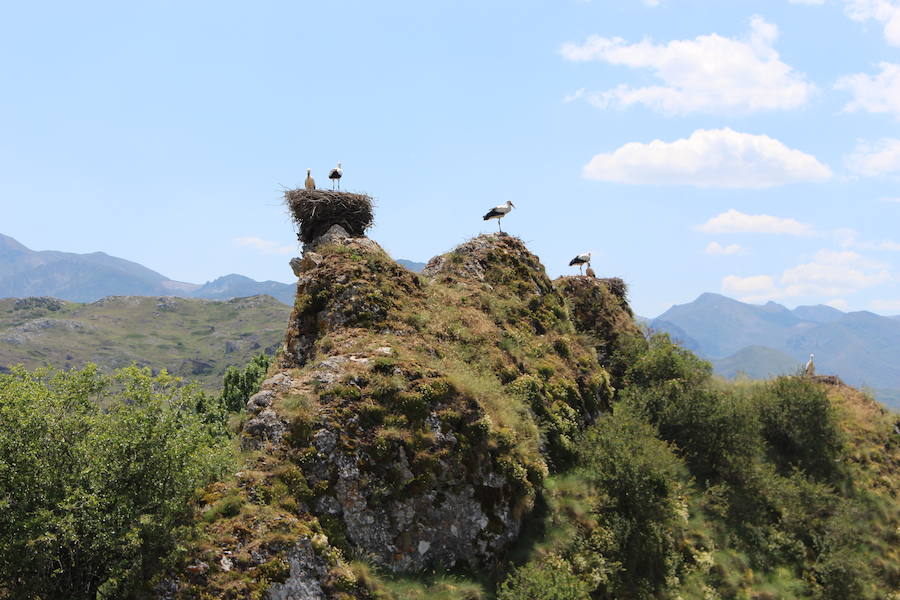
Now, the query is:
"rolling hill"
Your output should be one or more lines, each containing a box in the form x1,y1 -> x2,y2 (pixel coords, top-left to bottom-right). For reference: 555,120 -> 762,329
0,294 -> 291,389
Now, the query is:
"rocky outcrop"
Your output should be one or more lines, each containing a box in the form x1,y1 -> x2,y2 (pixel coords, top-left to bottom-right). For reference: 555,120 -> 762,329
171,224 -> 632,598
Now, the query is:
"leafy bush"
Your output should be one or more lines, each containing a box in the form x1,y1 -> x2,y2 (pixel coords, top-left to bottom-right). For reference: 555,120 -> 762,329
756,377 -> 844,481
622,332 -> 712,390
220,353 -> 272,412
573,408 -> 689,599
498,555 -> 592,600
0,365 -> 232,599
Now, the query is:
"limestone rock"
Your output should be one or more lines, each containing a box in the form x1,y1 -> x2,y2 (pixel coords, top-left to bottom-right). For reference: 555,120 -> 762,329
289,257 -> 303,278
266,539 -> 329,600
241,408 -> 286,450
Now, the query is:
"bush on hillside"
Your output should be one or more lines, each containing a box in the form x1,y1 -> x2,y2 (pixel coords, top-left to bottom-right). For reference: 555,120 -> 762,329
220,353 -> 272,412
497,555 -> 592,600
756,376 -> 844,482
0,365 -> 232,599
572,408 -> 689,599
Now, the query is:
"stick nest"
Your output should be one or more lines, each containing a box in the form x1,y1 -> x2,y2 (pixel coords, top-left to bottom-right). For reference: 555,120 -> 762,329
285,189 -> 374,244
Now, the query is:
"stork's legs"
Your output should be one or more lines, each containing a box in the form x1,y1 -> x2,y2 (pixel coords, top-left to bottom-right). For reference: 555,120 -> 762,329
498,219 -> 503,233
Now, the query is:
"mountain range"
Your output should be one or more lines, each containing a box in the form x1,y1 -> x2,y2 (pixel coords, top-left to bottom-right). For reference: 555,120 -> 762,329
650,292 -> 900,408
0,234 -> 426,305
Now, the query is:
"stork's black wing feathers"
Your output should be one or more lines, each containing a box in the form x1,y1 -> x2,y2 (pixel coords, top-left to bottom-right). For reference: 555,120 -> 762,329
329,169 -> 342,179
569,257 -> 584,266
483,209 -> 503,220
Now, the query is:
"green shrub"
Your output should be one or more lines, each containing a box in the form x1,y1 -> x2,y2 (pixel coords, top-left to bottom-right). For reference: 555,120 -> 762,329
757,377 -> 844,481
0,365 -> 232,599
574,408 -> 689,598
498,555 -> 591,600
220,353 -> 272,412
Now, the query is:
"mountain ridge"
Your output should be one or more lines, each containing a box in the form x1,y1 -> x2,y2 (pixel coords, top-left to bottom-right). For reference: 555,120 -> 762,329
0,233 -> 426,305
651,292 -> 900,407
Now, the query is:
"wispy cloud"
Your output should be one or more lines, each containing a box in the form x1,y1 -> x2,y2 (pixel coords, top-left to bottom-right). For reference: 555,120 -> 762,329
561,17 -> 815,115
846,138 -> 900,176
697,209 -> 814,235
843,0 -> 900,47
705,242 -> 744,255
583,129 -> 831,188
836,62 -> 900,119
871,298 -> 900,312
722,274 -> 780,303
722,249 -> 893,302
234,236 -> 295,255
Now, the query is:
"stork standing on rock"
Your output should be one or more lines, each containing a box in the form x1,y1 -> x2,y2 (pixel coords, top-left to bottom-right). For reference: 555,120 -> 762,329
569,252 -> 592,274
305,168 -> 316,191
329,162 -> 343,190
482,200 -> 515,233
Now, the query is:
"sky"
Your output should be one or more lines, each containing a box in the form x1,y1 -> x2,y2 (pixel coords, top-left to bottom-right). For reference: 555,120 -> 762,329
2,0 -> 899,318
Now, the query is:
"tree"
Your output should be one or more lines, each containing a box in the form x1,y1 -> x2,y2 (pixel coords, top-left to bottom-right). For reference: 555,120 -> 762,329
0,365 -> 231,599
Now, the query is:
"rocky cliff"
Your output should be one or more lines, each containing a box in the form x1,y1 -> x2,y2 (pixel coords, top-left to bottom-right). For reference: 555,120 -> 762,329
161,216 -> 637,598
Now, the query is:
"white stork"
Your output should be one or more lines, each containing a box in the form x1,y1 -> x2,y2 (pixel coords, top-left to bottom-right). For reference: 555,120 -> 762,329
329,162 -> 343,190
483,200 -> 515,232
805,353 -> 815,377
569,252 -> 591,274
305,168 -> 316,191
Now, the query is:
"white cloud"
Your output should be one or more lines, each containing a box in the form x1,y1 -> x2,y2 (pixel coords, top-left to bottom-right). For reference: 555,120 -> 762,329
697,209 -> 814,235
836,62 -> 900,118
781,249 -> 892,296
846,138 -> 900,175
880,196 -> 900,202
234,236 -> 295,255
834,227 -> 900,251
826,298 -> 850,311
722,249 -> 893,302
722,274 -> 782,302
790,0 -> 825,4
583,129 -> 831,187
705,242 -> 744,255
560,17 -> 815,115
843,0 -> 900,46
871,298 -> 900,312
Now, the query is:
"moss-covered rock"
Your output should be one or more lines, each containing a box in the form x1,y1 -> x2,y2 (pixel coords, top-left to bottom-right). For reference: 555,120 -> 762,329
168,232 -> 632,598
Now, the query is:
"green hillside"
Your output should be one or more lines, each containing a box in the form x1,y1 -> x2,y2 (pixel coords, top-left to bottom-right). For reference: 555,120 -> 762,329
0,295 -> 291,389
2,227 -> 898,600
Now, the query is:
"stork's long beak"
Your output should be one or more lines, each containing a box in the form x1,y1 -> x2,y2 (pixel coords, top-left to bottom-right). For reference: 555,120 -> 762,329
510,201 -> 516,208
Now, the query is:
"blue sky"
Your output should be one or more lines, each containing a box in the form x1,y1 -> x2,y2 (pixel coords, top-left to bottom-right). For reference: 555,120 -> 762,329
2,0 -> 899,317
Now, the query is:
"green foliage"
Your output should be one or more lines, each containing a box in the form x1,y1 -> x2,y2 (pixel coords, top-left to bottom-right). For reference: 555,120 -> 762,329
220,352 -> 272,412
498,555 -> 592,600
623,332 -> 712,390
574,409 -> 689,598
756,376 -> 845,481
0,364 -> 232,600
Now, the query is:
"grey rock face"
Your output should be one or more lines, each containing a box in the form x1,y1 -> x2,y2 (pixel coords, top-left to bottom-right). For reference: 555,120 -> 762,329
304,419 -> 522,573
266,539 -> 329,600
241,408 -> 286,450
246,389 -> 275,412
289,257 -> 304,278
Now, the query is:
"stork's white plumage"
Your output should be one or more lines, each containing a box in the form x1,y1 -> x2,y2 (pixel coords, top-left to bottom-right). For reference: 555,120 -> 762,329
569,252 -> 592,274
329,162 -> 343,190
805,353 -> 815,377
482,200 -> 515,232
305,168 -> 316,191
